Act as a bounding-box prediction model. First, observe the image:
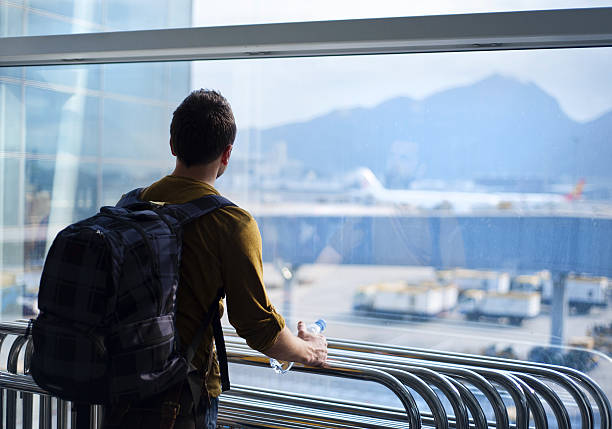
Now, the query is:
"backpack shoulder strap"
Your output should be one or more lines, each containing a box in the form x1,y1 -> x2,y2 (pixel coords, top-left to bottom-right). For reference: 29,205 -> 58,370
186,288 -> 230,392
116,190 -> 235,224
116,188 -> 144,208
164,194 -> 236,226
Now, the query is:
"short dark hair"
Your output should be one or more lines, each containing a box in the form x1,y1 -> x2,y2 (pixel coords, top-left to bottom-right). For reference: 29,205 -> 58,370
170,89 -> 236,167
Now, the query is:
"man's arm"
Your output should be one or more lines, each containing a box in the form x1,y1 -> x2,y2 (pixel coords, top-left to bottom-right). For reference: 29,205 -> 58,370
218,211 -> 327,365
262,321 -> 328,367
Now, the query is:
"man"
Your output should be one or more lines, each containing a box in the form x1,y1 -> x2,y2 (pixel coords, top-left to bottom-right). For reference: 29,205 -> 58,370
104,89 -> 328,428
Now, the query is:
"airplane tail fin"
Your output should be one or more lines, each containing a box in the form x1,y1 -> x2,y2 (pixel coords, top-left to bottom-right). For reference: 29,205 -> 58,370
350,168 -> 384,192
565,179 -> 585,201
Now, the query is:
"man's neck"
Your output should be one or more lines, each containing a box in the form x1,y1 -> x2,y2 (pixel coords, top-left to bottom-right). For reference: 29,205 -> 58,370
171,161 -> 218,187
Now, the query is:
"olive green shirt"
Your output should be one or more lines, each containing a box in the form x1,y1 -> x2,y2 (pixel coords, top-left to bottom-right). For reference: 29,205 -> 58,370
140,175 -> 285,397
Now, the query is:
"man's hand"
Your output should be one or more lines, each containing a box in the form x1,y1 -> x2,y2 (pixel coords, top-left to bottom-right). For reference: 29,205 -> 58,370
296,320 -> 328,367
263,323 -> 328,368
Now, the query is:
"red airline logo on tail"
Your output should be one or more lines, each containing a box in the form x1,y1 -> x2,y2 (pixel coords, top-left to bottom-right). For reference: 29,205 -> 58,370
565,179 -> 585,201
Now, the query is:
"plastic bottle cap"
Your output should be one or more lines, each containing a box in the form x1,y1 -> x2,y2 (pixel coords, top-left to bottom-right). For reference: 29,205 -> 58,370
314,319 -> 327,332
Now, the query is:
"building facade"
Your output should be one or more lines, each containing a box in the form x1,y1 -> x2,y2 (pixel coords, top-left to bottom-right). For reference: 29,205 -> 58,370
0,0 -> 191,317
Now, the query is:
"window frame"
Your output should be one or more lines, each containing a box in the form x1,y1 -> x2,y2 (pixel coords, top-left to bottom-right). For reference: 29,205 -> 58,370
0,7 -> 611,67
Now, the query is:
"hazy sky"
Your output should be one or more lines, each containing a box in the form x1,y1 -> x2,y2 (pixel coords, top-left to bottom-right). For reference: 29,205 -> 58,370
192,1 -> 612,129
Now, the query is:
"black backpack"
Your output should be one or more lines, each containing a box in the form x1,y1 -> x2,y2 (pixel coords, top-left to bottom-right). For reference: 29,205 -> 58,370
29,188 -> 233,404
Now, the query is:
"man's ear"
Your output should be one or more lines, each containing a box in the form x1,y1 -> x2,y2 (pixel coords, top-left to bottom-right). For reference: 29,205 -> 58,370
221,144 -> 233,165
169,139 -> 176,156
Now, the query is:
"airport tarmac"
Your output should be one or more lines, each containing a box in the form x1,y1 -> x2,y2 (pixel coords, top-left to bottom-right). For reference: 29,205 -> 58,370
258,263 -> 612,397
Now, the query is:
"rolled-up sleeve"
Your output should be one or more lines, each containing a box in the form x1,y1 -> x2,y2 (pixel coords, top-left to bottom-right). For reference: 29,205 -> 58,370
221,211 -> 285,352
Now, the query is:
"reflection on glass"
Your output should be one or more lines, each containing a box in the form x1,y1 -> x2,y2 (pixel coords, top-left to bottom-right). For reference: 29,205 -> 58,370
101,98 -> 171,160
28,0 -> 102,24
25,86 -> 99,156
103,63 -> 169,100
1,48 -> 611,405
25,65 -> 101,91
0,0 -> 191,37
214,49 -> 610,400
0,82 -> 22,151
26,10 -> 75,36
101,164 -> 172,206
0,3 -> 24,37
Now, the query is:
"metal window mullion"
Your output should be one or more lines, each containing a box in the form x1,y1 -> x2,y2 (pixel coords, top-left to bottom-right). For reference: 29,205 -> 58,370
1,8 -> 612,67
97,66 -> 103,211
18,67 -> 25,269
0,81 -> 5,273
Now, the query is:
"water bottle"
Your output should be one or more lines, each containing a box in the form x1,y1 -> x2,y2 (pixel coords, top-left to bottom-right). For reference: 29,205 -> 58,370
270,319 -> 326,374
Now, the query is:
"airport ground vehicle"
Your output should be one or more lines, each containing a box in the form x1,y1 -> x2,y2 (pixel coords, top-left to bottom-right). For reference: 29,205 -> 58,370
589,322 -> 612,356
353,281 -> 458,317
511,273 -> 545,292
541,274 -> 609,314
437,269 -> 510,293
458,289 -> 541,325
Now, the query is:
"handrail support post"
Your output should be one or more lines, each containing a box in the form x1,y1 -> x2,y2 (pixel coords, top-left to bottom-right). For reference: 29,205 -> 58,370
550,271 -> 568,347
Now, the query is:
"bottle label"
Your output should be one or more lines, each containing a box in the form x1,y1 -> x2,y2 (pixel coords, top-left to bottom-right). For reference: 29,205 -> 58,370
270,358 -> 294,374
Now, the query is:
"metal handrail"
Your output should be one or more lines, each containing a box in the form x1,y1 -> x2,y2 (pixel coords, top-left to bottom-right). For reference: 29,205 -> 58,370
0,320 -> 607,429
514,373 -> 572,429
224,384 -> 494,429
447,379 -> 488,429
426,360 -> 591,429
290,336 -> 596,429
323,344 -> 584,429
327,352 -> 528,429
0,321 -> 431,429
226,331 -> 604,429
513,376 -> 548,429
328,337 -> 610,428
227,349 -> 423,428
227,338 -> 512,428
0,371 -> 48,395
226,341 -> 467,428
219,398 -> 410,429
396,366 -> 469,429
227,384 -> 410,423
380,367 -> 449,429
220,395 -> 412,428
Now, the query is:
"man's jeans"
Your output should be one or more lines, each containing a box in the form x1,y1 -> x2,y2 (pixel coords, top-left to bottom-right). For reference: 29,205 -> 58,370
102,383 -> 218,429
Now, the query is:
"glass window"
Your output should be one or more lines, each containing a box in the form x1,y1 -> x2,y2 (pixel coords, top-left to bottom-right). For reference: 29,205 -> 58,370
105,0 -> 190,31
102,63 -> 172,100
0,82 -> 23,152
0,2 -> 24,37
25,65 -> 101,91
28,0 -> 102,24
101,98 -> 171,160
1,47 -> 611,411
1,60 -> 188,322
0,0 -> 190,37
26,10 -> 77,36
0,66 -> 21,79
101,164 -> 172,205
25,86 -> 99,156
2,157 -> 21,227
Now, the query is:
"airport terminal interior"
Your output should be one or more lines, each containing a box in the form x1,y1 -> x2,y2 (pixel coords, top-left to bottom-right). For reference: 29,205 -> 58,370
1,1 -> 612,428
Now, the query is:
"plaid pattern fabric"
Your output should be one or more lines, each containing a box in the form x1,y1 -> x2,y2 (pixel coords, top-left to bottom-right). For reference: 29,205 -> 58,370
30,190 -> 234,404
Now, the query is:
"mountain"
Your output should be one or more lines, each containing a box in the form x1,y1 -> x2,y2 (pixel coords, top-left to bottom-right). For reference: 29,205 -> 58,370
240,75 -> 610,183
577,110 -> 612,179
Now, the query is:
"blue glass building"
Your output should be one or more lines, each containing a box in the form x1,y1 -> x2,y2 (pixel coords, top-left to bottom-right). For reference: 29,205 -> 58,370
0,0 -> 191,316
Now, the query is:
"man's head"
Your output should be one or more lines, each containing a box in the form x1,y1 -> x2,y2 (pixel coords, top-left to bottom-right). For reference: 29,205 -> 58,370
170,89 -> 236,168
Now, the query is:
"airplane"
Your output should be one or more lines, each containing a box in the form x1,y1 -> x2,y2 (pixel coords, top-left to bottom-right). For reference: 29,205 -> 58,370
344,168 -> 585,212
259,167 -> 586,213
